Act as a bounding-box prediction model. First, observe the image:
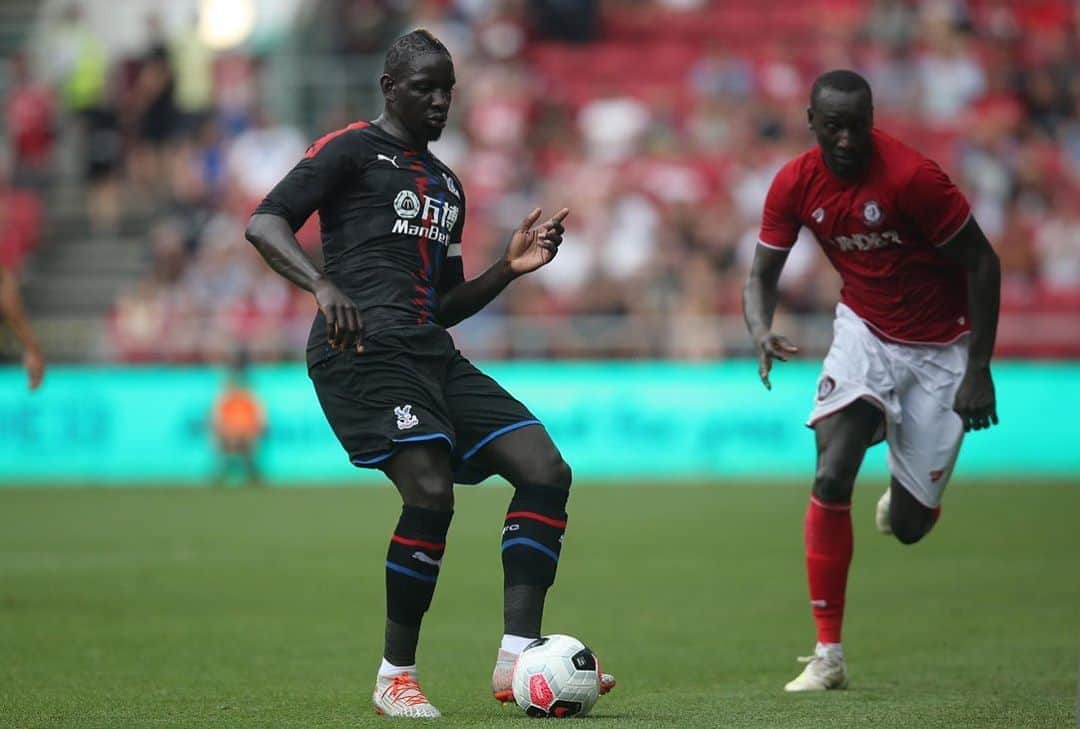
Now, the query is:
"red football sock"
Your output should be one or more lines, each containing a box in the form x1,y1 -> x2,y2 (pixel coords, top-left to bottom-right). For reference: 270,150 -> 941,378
804,495 -> 854,645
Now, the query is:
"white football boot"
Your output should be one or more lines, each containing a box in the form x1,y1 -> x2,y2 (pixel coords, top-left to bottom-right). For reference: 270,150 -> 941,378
491,648 -> 518,704
373,673 -> 441,718
875,487 -> 893,535
784,645 -> 848,692
491,648 -> 616,704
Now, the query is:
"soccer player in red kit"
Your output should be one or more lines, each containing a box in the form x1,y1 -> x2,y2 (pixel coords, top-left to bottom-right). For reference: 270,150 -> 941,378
743,70 -> 1000,691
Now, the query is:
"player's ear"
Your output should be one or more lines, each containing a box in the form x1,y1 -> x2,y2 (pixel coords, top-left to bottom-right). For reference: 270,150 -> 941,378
379,74 -> 396,101
806,106 -> 814,131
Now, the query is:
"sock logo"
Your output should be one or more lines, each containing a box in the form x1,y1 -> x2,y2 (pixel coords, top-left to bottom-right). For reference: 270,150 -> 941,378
411,551 -> 442,568
501,523 -> 520,536
811,599 -> 828,608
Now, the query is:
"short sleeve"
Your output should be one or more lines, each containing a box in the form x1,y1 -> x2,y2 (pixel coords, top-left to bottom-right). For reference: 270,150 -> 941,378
447,182 -> 464,258
901,159 -> 972,247
253,132 -> 358,232
758,163 -> 802,251
437,183 -> 466,294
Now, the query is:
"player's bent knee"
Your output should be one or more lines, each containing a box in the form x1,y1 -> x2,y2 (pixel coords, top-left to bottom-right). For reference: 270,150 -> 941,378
891,513 -> 933,545
812,468 -> 855,504
543,456 -> 572,492
888,488 -> 937,545
892,525 -> 928,545
520,452 -> 572,492
402,473 -> 454,510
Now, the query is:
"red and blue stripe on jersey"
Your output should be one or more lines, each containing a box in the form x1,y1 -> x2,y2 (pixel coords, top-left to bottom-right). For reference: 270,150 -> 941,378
406,152 -> 447,325
304,120 -> 370,159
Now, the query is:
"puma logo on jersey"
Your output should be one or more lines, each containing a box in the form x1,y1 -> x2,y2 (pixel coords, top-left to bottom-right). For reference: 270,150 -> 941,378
830,230 -> 902,252
377,153 -> 400,168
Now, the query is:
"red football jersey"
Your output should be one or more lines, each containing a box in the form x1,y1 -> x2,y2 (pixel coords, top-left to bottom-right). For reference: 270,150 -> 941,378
759,129 -> 972,344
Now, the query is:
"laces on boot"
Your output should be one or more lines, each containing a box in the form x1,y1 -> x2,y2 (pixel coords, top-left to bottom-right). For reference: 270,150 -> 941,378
384,674 -> 430,707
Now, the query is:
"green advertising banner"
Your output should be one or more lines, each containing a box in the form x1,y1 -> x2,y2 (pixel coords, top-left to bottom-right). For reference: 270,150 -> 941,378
0,362 -> 1073,485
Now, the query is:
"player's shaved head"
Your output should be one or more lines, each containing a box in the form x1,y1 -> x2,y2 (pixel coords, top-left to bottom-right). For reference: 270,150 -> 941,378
810,69 -> 872,110
808,70 -> 874,179
383,28 -> 451,78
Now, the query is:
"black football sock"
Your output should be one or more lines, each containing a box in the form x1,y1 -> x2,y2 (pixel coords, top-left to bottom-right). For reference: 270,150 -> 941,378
383,620 -> 422,668
383,506 -> 452,666
503,585 -> 547,639
501,484 -> 569,638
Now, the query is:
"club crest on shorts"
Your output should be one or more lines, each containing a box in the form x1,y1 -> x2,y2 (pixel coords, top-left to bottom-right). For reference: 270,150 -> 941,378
812,207 -> 825,224
862,200 -> 883,226
394,404 -> 419,430
930,469 -> 944,483
817,376 -> 836,401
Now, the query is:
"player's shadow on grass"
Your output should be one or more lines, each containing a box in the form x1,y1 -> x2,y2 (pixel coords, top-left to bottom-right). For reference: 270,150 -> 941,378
469,707 -> 636,723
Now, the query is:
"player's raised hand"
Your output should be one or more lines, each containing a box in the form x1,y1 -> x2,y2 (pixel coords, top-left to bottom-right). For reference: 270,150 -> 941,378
504,207 -> 569,276
953,365 -> 998,432
313,278 -> 364,353
757,332 -> 799,390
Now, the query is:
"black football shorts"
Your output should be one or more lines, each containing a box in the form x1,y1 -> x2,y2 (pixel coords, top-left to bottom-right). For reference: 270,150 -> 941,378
308,325 -> 541,484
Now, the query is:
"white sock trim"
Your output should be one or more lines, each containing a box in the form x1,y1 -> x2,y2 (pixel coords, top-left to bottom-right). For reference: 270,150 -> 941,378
500,634 -> 536,655
379,658 -> 416,678
816,642 -> 844,658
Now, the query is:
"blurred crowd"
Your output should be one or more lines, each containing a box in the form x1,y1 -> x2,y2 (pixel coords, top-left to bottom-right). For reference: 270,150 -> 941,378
4,0 -> 1080,361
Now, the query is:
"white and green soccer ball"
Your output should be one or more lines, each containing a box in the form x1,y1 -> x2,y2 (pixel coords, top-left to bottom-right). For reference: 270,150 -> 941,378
511,634 -> 601,718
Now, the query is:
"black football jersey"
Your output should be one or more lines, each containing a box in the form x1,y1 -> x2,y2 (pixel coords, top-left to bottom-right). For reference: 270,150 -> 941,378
254,121 -> 465,365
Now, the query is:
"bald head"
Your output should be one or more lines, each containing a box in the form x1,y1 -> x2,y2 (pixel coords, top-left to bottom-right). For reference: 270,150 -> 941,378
810,69 -> 872,111
808,70 -> 874,178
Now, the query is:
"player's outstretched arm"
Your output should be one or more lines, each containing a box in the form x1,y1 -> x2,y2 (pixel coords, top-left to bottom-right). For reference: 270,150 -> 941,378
936,217 -> 1001,431
0,265 -> 45,390
743,244 -> 798,390
436,208 -> 568,328
245,213 -> 363,353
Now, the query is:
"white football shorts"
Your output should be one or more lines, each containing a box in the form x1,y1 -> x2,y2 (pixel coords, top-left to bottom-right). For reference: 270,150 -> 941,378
807,303 -> 968,507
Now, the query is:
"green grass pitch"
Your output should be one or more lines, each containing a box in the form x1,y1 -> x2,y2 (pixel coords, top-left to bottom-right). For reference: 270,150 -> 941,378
1,483 -> 1077,728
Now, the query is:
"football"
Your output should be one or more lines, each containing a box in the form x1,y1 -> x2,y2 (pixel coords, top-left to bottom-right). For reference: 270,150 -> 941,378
511,634 -> 602,718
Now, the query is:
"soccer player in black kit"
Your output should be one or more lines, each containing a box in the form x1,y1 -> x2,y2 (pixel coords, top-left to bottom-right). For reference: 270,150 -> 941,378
245,30 -> 614,717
